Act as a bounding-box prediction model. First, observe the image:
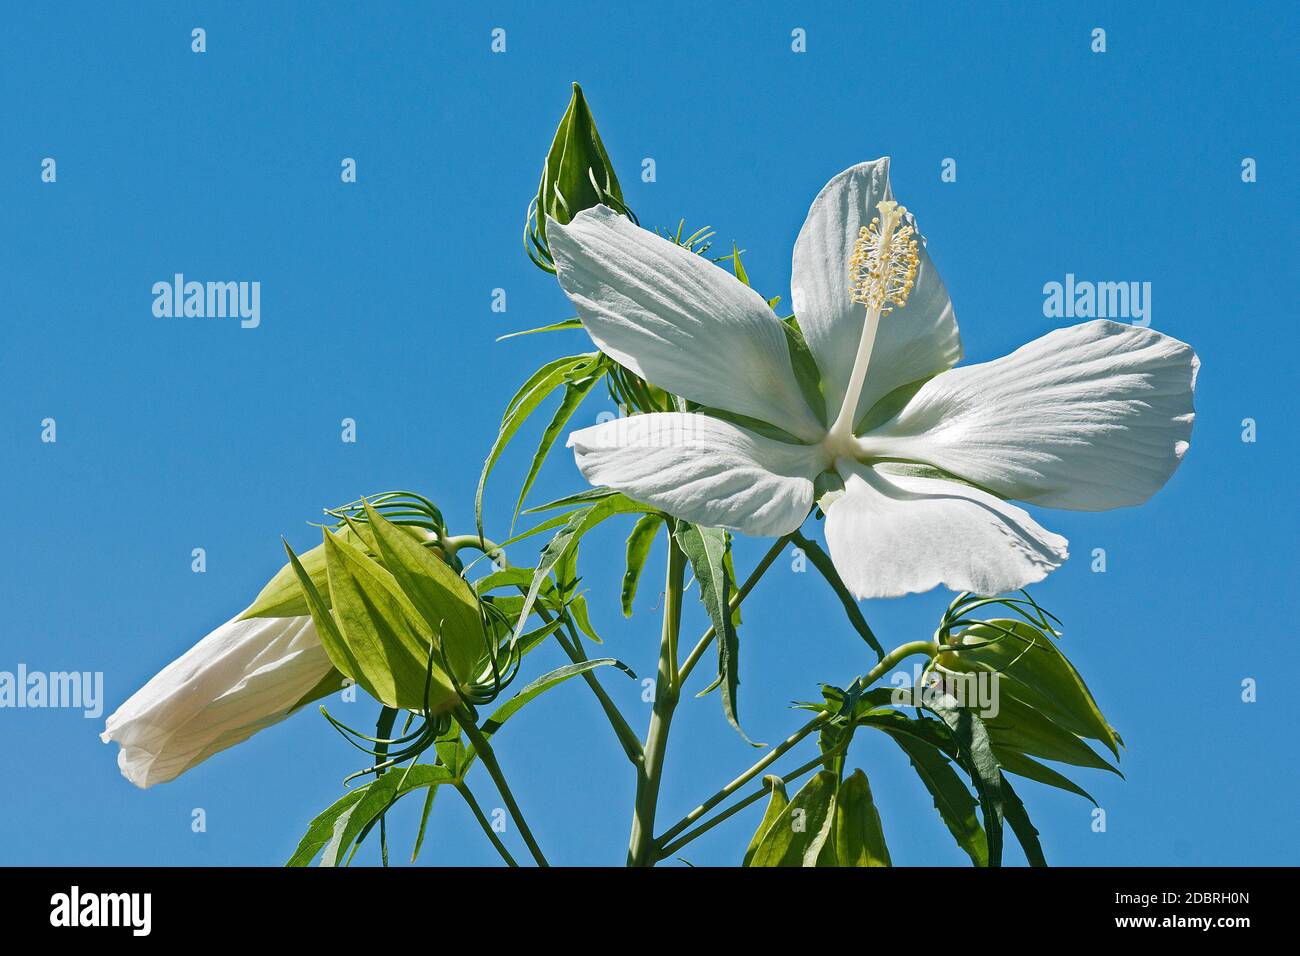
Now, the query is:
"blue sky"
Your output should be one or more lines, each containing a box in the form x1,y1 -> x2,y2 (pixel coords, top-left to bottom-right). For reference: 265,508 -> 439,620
1,1 -> 1295,866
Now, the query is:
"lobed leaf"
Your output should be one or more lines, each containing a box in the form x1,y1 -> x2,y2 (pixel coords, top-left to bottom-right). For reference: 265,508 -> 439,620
925,694 -> 1005,867
675,522 -> 759,745
286,764 -> 454,867
511,363 -> 608,529
889,732 -> 988,866
475,352 -> 599,540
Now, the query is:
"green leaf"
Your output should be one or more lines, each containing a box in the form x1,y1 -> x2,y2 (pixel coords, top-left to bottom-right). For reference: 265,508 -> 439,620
512,494 -> 652,642
747,770 -> 838,867
410,786 -> 440,863
742,776 -> 788,866
791,532 -> 885,659
925,696 -> 1005,867
729,244 -> 750,286
857,707 -> 957,754
830,769 -> 891,867
476,352 -> 599,540
322,529 -> 456,712
994,748 -> 1098,804
286,764 -> 454,867
433,719 -> 467,779
889,733 -> 988,866
675,522 -> 759,745
496,317 -> 583,341
1000,774 -> 1048,867
522,486 -> 620,515
450,660 -> 636,782
476,658 -> 634,748
723,542 -> 742,628
942,619 -> 1121,758
512,365 -> 608,529
621,514 -> 661,617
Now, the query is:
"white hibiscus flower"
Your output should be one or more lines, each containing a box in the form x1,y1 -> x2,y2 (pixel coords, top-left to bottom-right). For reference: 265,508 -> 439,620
549,159 -> 1198,598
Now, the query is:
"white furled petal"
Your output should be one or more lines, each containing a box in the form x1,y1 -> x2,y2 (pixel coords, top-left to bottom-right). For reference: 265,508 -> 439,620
567,412 -> 826,537
824,462 -> 1069,599
860,320 -> 1199,511
549,206 -> 825,442
101,614 -> 333,788
791,158 -> 962,424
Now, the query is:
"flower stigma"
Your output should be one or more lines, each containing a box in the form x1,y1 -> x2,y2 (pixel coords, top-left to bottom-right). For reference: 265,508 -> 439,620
848,199 -> 918,314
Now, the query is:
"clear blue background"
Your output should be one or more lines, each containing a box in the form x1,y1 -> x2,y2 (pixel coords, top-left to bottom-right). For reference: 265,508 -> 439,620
1,1 -> 1295,866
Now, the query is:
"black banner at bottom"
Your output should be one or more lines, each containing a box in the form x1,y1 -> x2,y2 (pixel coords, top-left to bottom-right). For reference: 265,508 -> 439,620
0,866 -> 1279,940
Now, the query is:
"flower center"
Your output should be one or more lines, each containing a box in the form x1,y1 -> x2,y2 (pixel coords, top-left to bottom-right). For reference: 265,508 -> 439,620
822,200 -> 921,455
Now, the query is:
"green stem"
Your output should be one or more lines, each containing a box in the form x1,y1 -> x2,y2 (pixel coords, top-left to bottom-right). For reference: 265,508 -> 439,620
655,750 -> 831,860
455,782 -> 519,867
459,713 -> 549,867
626,534 -> 687,867
678,533 -> 790,686
657,711 -> 831,849
655,638 -> 940,849
443,533 -> 505,560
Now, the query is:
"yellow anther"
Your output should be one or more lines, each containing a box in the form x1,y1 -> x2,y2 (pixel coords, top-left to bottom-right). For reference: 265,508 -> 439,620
848,200 -> 921,314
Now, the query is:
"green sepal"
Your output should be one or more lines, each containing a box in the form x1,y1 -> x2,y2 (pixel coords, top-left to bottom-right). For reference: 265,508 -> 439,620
283,537 -> 367,698
287,667 -> 351,715
243,523 -> 374,620
320,529 -> 458,713
824,769 -> 891,867
742,776 -> 789,866
941,618 -> 1122,758
746,770 -> 838,867
359,501 -> 485,684
527,83 -> 630,271
981,694 -> 1119,775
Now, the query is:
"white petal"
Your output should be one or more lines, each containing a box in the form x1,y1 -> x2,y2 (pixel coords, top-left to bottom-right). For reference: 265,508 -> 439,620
824,462 -> 1069,599
860,320 -> 1199,511
101,615 -> 333,788
549,207 -> 825,442
567,412 -> 825,537
790,159 -> 962,424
